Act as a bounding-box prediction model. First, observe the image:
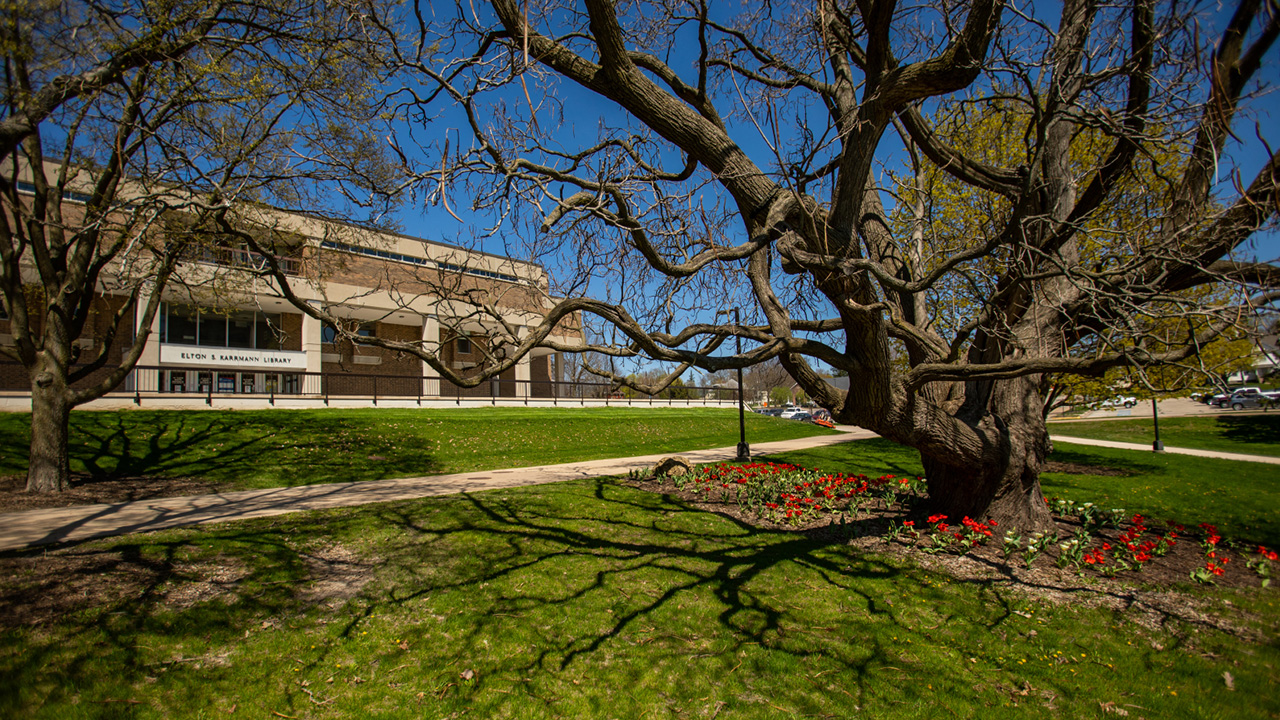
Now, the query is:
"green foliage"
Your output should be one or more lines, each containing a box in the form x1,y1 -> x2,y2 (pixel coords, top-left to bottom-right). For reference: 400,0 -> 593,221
769,386 -> 791,406
894,98 -> 1247,386
658,377 -> 694,400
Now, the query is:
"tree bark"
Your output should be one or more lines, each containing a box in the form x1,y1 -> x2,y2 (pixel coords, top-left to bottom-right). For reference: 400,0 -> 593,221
918,378 -> 1055,532
26,358 -> 72,493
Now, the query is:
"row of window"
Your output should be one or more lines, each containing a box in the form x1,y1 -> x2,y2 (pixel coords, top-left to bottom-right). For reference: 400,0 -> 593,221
16,180 -> 95,205
320,240 -> 526,285
160,304 -> 286,350
159,303 -> 475,354
320,321 -> 476,356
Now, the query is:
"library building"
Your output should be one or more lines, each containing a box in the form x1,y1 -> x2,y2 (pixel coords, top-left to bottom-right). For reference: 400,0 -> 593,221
0,204 -> 583,409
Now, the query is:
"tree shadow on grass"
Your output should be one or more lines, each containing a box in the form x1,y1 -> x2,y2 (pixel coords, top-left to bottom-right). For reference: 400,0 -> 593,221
1215,414 -> 1280,447
1,410 -> 446,502
0,476 -> 1228,717
1044,447 -> 1164,476
356,484 -> 930,710
765,437 -> 927,478
72,411 -> 446,486
0,524 -> 310,716
0,481 -> 931,714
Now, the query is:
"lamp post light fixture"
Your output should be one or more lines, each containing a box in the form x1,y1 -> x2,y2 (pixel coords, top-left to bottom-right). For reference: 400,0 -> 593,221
719,307 -> 750,462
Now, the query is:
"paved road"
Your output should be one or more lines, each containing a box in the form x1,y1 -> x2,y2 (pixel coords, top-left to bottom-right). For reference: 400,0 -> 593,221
0,428 -> 877,552
1053,397 -> 1217,421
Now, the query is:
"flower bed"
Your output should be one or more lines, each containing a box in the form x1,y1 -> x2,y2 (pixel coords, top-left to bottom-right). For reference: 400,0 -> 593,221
633,460 -> 1274,589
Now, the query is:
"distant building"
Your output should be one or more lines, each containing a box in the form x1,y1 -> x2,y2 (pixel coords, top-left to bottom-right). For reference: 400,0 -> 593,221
1,167 -> 585,409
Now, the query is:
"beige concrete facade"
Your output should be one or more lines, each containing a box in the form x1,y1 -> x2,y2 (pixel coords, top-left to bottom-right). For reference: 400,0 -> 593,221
1,186 -> 585,408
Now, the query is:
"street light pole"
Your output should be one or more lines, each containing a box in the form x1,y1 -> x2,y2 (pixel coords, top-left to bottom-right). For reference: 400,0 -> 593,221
1152,398 -> 1164,452
733,307 -> 750,462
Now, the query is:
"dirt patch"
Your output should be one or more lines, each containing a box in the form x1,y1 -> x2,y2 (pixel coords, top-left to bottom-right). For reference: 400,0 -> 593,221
298,543 -> 375,606
161,558 -> 254,608
0,473 -> 225,513
0,544 -> 232,628
624,475 -> 1272,640
0,540 -> 377,630
1042,461 -> 1132,477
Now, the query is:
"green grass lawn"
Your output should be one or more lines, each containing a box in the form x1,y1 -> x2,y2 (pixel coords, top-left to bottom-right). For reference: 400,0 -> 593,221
0,408 -> 833,490
768,438 -> 1280,548
1048,414 -> 1280,457
2,418 -> 1277,717
2,470 -> 1275,719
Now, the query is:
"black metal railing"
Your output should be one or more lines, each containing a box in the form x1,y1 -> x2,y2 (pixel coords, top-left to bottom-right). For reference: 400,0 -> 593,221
0,363 -> 741,407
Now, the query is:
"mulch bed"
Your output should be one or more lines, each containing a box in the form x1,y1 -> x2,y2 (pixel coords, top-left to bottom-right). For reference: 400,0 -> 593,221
622,472 -> 1273,639
0,473 -> 225,514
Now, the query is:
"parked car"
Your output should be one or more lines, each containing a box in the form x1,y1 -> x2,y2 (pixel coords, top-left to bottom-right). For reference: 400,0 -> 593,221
779,408 -> 810,420
1224,389 -> 1278,410
1208,388 -> 1259,407
1100,396 -> 1137,408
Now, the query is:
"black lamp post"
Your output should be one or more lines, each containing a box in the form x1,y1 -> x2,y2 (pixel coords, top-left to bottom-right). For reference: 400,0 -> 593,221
1152,398 -> 1164,452
732,304 -> 747,461
721,307 -> 750,462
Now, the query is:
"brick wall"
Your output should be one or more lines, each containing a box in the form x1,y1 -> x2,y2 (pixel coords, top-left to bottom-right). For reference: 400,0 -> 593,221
312,250 -> 556,317
281,312 -> 302,351
319,320 -> 423,396
0,292 -> 133,392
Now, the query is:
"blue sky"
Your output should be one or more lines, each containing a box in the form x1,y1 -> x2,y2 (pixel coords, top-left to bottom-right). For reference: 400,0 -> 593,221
365,0 -> 1280,377
386,1 -> 1279,268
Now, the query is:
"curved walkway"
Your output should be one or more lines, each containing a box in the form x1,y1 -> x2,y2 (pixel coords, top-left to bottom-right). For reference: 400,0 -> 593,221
0,428 -> 876,552
1051,435 -> 1280,465
5,427 -> 1275,553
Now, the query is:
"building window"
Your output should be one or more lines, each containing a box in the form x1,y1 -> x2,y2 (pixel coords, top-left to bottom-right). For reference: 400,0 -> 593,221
321,324 -> 373,343
199,314 -> 227,347
456,336 -> 472,355
228,315 -> 254,349
165,306 -> 199,345
161,304 -> 284,350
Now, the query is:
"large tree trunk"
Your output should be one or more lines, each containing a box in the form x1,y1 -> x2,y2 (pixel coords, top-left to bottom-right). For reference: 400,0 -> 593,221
26,360 -> 72,493
919,379 -> 1056,532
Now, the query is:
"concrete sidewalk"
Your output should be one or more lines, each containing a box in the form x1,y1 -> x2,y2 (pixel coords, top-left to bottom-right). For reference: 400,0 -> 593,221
0,428 -> 877,552
1051,435 -> 1280,465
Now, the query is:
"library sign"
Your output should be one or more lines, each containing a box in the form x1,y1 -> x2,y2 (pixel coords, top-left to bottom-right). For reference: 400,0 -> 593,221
160,345 -> 308,370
